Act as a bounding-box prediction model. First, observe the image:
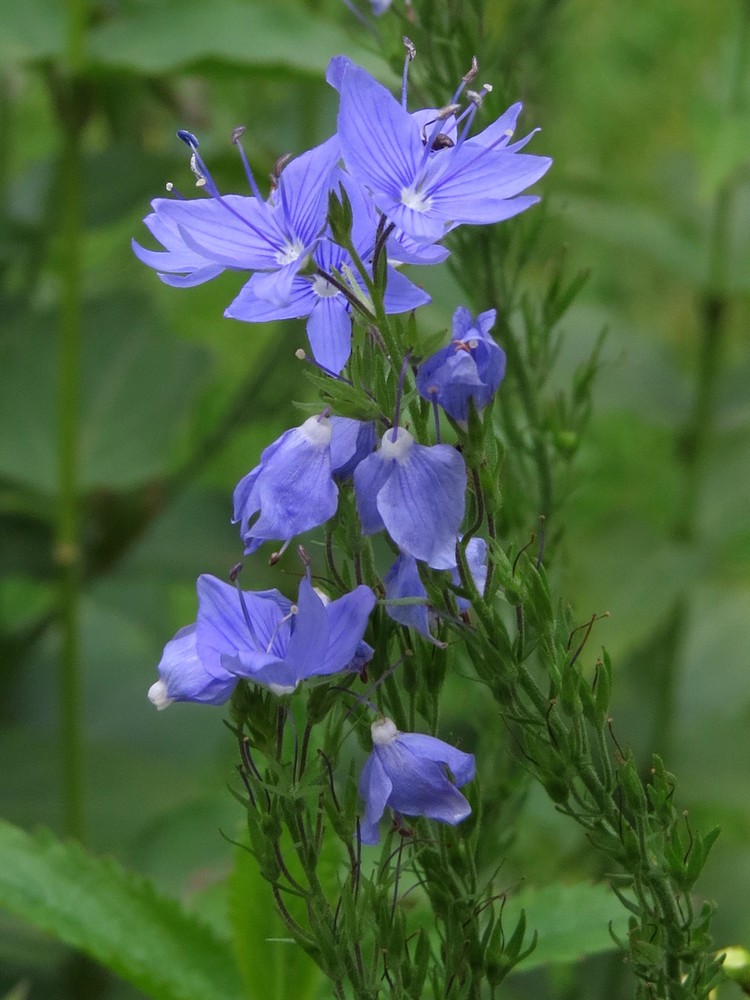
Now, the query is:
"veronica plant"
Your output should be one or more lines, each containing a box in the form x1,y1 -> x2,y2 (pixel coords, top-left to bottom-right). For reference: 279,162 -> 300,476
135,36 -> 723,1000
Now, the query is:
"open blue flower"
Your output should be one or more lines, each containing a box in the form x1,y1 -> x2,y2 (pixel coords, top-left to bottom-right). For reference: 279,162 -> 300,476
417,307 -> 505,425
224,172 -> 431,371
359,717 -> 475,844
134,135 -> 340,309
148,574 -> 376,705
354,426 -> 466,569
233,414 -> 338,555
335,60 -> 551,243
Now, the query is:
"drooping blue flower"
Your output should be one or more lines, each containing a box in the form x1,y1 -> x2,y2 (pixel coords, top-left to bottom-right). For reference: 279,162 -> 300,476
330,416 -> 377,479
233,414 -> 338,555
416,307 -> 505,425
383,552 -> 445,646
134,134 -> 340,309
149,573 -> 376,705
335,59 -> 551,243
354,426 -> 466,569
148,623 -> 240,709
358,717 -> 475,844
148,582 -> 293,708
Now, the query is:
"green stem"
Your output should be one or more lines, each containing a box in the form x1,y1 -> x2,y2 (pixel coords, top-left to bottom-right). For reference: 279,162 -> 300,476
57,0 -> 88,842
656,0 -> 750,765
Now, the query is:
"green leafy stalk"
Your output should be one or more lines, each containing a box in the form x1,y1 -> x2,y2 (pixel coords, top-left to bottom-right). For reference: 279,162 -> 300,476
55,0 -> 89,842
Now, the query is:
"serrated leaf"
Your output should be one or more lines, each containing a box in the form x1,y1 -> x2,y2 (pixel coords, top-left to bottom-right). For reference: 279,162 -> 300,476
0,821 -> 247,1000
503,882 -> 628,971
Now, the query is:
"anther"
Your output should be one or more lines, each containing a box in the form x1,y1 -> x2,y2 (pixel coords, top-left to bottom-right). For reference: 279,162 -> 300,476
462,56 -> 479,84
231,125 -> 246,144
176,129 -> 199,149
402,36 -> 416,61
270,153 -> 292,191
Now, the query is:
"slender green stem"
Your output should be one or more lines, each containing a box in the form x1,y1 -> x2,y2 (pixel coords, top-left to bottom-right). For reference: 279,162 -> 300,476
57,0 -> 88,842
655,0 -> 750,765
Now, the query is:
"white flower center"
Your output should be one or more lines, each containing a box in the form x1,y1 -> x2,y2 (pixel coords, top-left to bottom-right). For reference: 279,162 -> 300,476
300,414 -> 333,447
379,426 -> 414,462
276,238 -> 305,267
400,185 -> 432,214
371,717 -> 399,746
312,273 -> 339,299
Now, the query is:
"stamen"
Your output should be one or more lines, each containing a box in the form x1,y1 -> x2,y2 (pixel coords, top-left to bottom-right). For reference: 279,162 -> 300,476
175,127 -> 284,257
269,538 -> 292,565
270,153 -> 292,195
450,55 -> 478,106
265,606 -> 297,655
231,125 -> 264,202
431,396 -> 441,443
455,84 -> 493,145
401,36 -> 416,110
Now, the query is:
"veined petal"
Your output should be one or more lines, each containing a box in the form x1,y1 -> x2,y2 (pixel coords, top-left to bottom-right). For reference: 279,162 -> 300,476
330,417 -> 376,479
236,417 -> 338,552
376,443 -> 466,569
383,553 -> 440,644
316,584 -> 376,675
338,63 -> 423,200
353,451 -> 393,535
376,741 -> 472,824
276,135 -> 341,245
396,733 -> 476,785
283,578 -> 330,680
427,147 -> 552,223
382,267 -> 431,313
226,273 -> 316,323
358,752 -> 394,845
150,195 -> 283,269
152,624 -> 237,707
306,296 -> 353,373
157,266 -> 225,288
468,102 -> 523,150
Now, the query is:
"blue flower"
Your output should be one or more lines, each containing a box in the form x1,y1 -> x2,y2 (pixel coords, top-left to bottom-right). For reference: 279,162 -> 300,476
225,228 -> 430,373
134,135 -> 340,308
335,60 -> 551,242
358,717 -> 475,844
354,426 -> 466,569
148,623 -> 240,709
416,307 -> 505,425
233,414 -> 338,555
383,552 -> 445,646
148,573 -> 376,705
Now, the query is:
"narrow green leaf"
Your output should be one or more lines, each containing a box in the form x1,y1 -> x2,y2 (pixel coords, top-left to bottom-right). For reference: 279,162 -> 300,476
0,821 -> 245,1000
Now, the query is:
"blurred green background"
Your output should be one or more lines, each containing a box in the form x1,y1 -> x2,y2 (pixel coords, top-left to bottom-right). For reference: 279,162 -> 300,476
1,0 -> 749,996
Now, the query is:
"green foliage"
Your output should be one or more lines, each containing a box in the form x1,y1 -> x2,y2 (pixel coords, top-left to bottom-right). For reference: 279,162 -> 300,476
0,821 -> 246,1000
2,0 -> 749,997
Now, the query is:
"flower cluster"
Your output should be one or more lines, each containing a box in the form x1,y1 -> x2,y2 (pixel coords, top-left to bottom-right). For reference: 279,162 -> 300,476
138,52 -> 550,844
